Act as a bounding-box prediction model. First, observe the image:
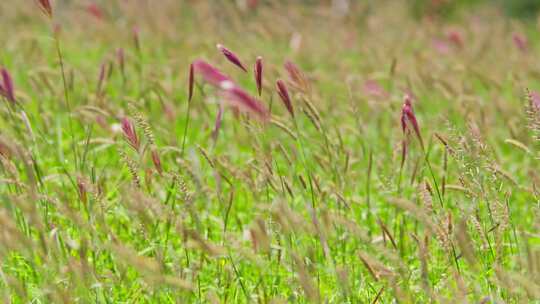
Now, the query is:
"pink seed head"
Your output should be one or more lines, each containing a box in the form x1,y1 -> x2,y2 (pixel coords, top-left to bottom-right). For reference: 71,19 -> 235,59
191,59 -> 267,121
401,94 -> 423,150
151,149 -> 163,174
432,39 -> 450,54
254,56 -> 263,97
447,30 -> 463,48
37,0 -> 53,18
513,32 -> 528,52
530,91 -> 540,111
217,44 -> 247,72
220,84 -> 269,121
188,63 -> 194,102
192,59 -> 232,87
1,68 -> 15,104
363,79 -> 388,98
276,79 -> 294,117
87,3 -> 104,20
247,0 -> 258,9
121,117 -> 140,151
284,60 -> 308,92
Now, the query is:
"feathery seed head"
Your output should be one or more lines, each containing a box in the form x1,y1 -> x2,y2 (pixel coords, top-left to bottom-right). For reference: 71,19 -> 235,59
121,117 -> 140,151
192,60 -> 231,87
217,44 -> 247,72
188,63 -> 194,102
220,85 -> 269,121
276,79 -> 294,117
37,0 -> 53,18
0,68 -> 15,104
401,93 -> 423,149
254,56 -> 263,96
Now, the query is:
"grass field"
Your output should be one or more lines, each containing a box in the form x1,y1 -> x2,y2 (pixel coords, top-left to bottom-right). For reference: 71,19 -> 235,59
1,1 -> 540,302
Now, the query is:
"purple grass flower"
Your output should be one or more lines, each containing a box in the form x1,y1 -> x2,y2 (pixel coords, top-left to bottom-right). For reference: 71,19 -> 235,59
363,80 -> 388,98
121,117 -> 140,151
401,93 -> 423,150
1,68 -> 15,104
276,79 -> 294,117
188,63 -> 194,102
87,3 -> 104,20
528,90 -> 540,113
191,59 -> 268,121
192,59 -> 232,87
37,0 -> 53,18
220,82 -> 269,121
447,30 -> 463,48
151,149 -> 163,174
217,44 -> 247,72
254,56 -> 263,96
432,39 -> 450,54
513,32 -> 528,52
284,60 -> 308,92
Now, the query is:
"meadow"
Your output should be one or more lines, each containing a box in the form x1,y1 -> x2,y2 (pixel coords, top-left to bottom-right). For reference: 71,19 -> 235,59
0,1 -> 539,302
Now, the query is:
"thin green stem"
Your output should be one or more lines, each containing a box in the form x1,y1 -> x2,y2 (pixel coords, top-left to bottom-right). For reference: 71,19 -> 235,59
181,100 -> 192,157
54,30 -> 79,169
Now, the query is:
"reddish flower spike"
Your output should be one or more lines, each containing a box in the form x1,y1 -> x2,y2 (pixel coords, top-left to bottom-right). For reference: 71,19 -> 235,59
276,79 -> 294,117
217,44 -> 247,72
447,30 -> 463,48
87,3 -> 104,20
191,59 -> 268,121
121,117 -> 140,151
37,0 -> 53,18
513,32 -> 528,52
529,90 -> 540,111
188,63 -> 194,102
401,94 -> 424,150
1,68 -> 15,104
220,81 -> 269,121
151,149 -> 163,174
284,60 -> 308,92
192,59 -> 232,88
363,79 -> 388,98
254,56 -> 263,97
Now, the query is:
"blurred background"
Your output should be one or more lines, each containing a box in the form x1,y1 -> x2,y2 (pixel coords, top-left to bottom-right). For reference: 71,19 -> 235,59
4,0 -> 540,20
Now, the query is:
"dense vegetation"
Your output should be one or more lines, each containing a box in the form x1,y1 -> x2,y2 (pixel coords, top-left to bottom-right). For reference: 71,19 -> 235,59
0,1 -> 539,302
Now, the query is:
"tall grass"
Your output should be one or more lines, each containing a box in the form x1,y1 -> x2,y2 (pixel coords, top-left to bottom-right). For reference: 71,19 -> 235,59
0,1 -> 539,302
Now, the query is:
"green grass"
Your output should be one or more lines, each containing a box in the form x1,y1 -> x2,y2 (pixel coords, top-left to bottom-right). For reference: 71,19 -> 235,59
0,1 -> 539,303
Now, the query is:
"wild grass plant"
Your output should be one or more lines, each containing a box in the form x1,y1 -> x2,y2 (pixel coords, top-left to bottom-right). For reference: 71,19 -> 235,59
0,1 -> 539,302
